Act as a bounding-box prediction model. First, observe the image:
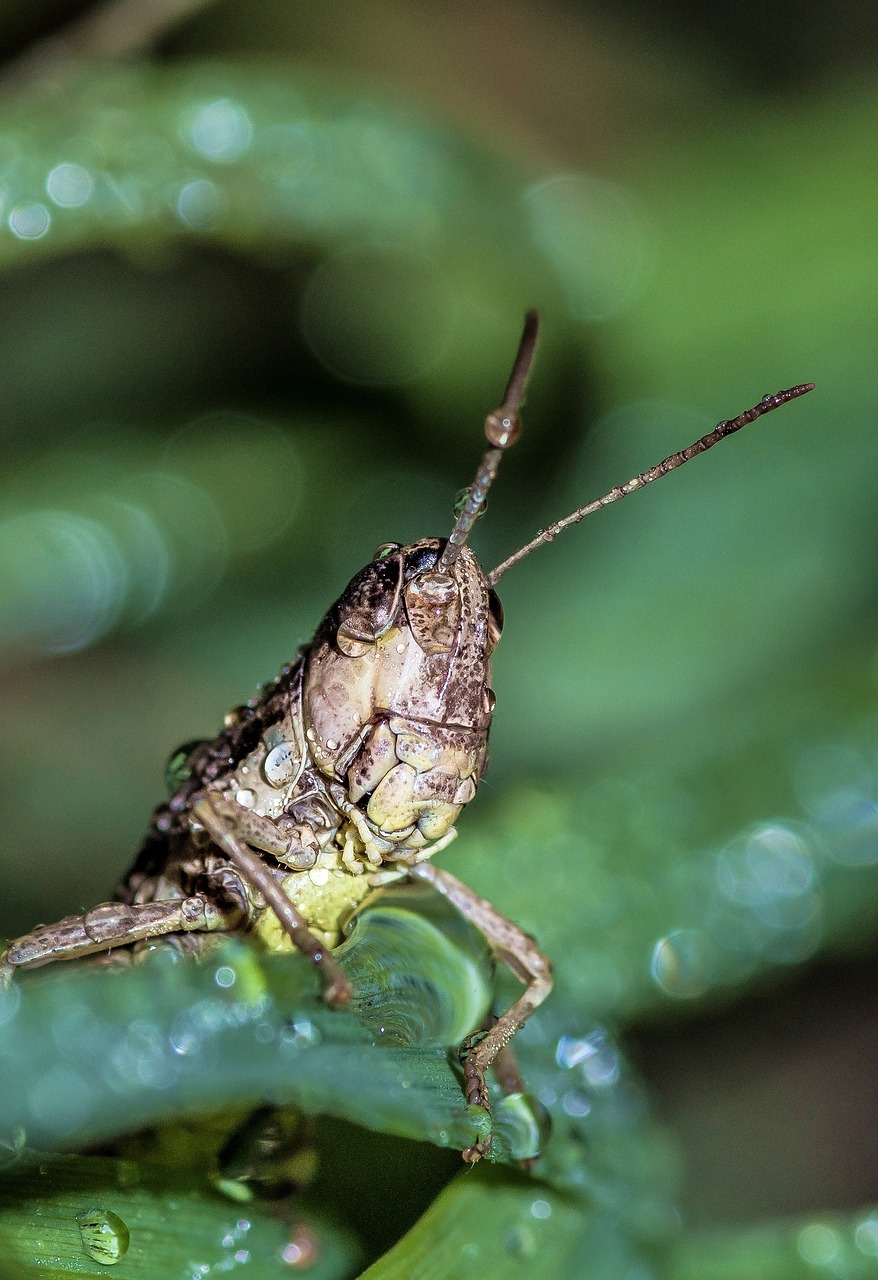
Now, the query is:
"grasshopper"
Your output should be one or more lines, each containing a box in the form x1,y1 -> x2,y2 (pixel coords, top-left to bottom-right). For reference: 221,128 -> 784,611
0,312 -> 813,1161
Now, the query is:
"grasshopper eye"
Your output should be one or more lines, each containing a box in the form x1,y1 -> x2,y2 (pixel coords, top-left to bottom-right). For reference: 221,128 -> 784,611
486,589 -> 504,652
335,551 -> 404,656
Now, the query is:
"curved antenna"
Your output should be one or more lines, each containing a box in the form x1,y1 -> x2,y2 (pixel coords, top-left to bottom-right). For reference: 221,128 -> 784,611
438,309 -> 540,572
486,382 -> 815,587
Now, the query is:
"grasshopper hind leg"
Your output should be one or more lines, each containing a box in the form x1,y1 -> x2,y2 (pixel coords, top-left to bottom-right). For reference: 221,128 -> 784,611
0,894 -> 231,984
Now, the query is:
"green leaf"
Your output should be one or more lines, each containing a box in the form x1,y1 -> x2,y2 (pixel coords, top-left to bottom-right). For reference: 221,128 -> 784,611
0,1150 -> 358,1280
0,890 -> 504,1159
355,1166 -> 586,1280
358,992 -> 683,1279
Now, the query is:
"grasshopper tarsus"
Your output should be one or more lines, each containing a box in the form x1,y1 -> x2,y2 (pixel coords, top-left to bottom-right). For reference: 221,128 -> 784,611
464,1075 -> 490,1116
462,1139 -> 491,1165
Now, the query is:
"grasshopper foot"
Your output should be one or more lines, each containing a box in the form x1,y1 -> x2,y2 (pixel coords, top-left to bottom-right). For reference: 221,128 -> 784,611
460,1032 -> 492,1162
460,1031 -> 490,1108
462,1135 -> 491,1164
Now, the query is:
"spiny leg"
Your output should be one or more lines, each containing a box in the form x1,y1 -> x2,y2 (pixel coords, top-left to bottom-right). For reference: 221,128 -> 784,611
409,861 -> 552,1162
460,1013 -> 529,1099
1,895 -> 229,982
191,794 -> 352,1007
201,793 -> 320,871
490,1037 -> 528,1098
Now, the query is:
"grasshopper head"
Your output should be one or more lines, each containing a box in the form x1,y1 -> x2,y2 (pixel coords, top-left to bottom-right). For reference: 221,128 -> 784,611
297,309 -> 813,867
302,537 -> 502,856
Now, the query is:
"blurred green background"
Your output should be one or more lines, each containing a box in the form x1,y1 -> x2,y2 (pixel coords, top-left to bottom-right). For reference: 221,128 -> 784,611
2,0 -> 878,1271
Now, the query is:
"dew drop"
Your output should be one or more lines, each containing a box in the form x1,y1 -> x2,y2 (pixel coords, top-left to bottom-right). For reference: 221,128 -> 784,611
176,177 -> 227,229
76,1208 -> 130,1264
186,98 -> 254,163
555,1029 -> 620,1086
264,741 -> 297,786
235,788 -> 257,808
281,1017 -> 321,1048
452,487 -> 487,520
562,1089 -> 591,1118
650,928 -> 715,999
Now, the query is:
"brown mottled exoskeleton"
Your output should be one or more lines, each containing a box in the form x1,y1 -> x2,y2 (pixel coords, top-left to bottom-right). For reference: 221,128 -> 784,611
0,312 -> 814,1161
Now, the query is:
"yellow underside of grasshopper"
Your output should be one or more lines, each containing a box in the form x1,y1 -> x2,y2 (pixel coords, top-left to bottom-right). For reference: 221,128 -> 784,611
253,868 -> 376,951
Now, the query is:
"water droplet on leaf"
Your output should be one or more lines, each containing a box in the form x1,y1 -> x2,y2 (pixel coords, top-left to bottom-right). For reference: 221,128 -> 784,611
76,1208 -> 130,1264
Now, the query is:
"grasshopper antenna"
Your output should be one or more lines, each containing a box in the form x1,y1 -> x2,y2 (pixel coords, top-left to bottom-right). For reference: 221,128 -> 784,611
487,382 -> 815,587
439,308 -> 540,571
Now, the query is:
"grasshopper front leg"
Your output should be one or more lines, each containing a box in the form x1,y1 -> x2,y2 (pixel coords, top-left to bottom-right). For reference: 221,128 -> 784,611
409,861 -> 553,1162
1,895 -> 229,983
190,795 -> 352,1007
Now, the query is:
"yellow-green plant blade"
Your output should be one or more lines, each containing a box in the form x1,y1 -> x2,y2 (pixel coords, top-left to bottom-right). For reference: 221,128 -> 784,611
355,1166 -> 586,1280
0,1149 -> 357,1280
